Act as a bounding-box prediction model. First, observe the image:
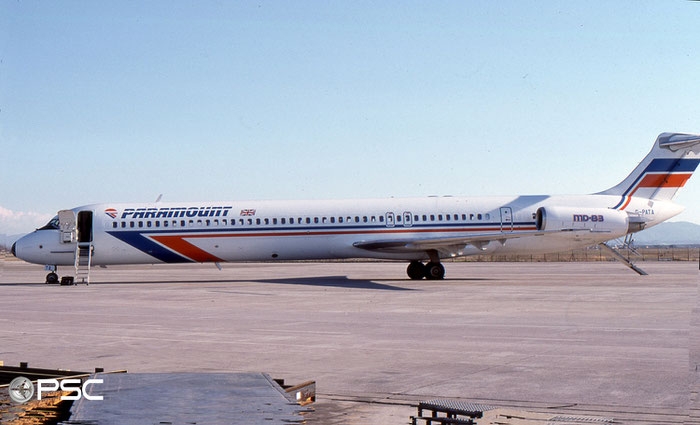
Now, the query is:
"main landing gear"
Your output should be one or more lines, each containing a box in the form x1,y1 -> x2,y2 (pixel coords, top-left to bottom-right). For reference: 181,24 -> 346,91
406,260 -> 445,280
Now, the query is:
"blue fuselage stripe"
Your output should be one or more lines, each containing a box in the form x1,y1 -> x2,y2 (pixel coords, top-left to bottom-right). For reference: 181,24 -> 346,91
106,222 -> 537,263
108,221 -> 536,235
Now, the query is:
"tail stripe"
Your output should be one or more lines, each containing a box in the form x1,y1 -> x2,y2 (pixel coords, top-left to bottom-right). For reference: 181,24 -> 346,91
612,158 -> 699,210
645,158 -> 700,172
637,173 -> 692,188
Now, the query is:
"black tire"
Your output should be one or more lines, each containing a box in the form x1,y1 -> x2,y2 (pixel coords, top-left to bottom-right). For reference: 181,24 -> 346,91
424,262 -> 445,280
406,261 -> 425,280
45,272 -> 59,284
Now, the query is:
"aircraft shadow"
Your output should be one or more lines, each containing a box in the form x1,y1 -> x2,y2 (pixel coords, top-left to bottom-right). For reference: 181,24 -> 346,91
0,276 -> 490,289
6,276 -> 417,291
253,275 -> 415,291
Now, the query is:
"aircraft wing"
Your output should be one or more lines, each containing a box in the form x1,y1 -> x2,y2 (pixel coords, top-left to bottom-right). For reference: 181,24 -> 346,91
352,229 -> 599,256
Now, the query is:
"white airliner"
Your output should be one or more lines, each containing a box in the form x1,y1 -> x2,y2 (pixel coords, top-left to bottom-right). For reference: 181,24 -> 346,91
11,133 -> 700,284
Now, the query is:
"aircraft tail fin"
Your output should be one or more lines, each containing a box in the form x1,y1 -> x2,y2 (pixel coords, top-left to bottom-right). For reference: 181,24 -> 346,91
598,133 -> 700,209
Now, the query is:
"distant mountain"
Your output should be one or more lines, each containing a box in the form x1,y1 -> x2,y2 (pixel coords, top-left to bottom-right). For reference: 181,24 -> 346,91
632,221 -> 700,246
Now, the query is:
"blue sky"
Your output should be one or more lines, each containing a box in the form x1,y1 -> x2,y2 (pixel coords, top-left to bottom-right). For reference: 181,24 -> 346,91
1,1 -> 700,234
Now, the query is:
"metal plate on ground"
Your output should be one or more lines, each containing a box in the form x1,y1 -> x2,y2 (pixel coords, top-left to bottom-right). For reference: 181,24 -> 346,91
63,373 -> 311,425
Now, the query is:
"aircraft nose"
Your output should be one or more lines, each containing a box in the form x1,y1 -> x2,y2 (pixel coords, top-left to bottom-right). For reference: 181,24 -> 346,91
11,242 -> 16,257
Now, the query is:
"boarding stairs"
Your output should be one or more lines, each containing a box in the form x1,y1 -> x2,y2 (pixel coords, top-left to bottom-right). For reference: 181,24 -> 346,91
74,242 -> 92,285
599,234 -> 647,276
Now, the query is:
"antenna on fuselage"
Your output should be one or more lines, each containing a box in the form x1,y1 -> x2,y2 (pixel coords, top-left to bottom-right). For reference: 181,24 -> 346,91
155,194 -> 163,203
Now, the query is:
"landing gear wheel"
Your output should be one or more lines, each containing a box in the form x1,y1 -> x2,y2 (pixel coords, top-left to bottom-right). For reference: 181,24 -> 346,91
424,262 -> 445,280
45,272 -> 59,284
407,261 -> 426,280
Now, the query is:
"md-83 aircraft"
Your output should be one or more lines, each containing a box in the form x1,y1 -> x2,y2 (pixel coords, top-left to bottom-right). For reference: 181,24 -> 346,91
11,132 -> 700,284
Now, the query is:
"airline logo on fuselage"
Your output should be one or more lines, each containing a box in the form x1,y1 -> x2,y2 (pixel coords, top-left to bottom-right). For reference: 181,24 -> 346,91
119,206 -> 233,220
105,209 -> 118,219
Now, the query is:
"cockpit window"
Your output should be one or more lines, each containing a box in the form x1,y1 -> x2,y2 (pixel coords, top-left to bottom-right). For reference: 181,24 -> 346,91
38,216 -> 60,230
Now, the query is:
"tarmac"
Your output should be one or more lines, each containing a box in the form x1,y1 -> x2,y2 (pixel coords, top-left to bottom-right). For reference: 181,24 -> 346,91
0,259 -> 697,424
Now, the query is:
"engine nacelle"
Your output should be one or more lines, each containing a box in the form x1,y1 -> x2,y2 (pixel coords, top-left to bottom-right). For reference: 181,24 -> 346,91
535,206 -> 630,235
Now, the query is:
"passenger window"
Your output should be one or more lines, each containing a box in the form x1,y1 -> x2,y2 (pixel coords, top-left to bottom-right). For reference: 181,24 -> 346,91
214,219 -> 219,226
422,215 -> 427,221
477,214 -> 482,220
112,222 -> 117,228
363,216 -> 368,223
322,217 -> 327,224
314,217 -> 319,224
430,215 -> 435,221
371,216 -> 376,222
339,217 -> 343,223
256,219 -> 261,225
155,221 -> 160,227
414,215 -> 419,222
181,220 -> 186,226
264,218 -> 269,225
197,220 -> 202,225
205,220 -> 210,226
469,214 -> 474,220
379,216 -> 384,222
247,219 -> 252,225
281,218 -> 286,224
163,221 -> 168,228
485,213 -> 490,220
355,216 -> 360,223
446,215 -> 450,221
438,215 -> 442,221
121,222 -> 126,228
130,222 -> 135,228
396,215 -> 401,222
330,217 -> 335,223
239,219 -> 244,225
272,218 -> 276,225
139,221 -> 144,228
462,214 -> 466,220
306,218 -> 311,224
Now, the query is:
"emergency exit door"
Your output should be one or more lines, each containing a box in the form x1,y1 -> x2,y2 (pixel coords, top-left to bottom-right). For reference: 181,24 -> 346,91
500,207 -> 513,232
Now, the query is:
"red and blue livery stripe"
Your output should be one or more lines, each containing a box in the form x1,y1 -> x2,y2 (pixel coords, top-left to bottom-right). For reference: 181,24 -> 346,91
107,222 -> 537,263
612,158 -> 699,210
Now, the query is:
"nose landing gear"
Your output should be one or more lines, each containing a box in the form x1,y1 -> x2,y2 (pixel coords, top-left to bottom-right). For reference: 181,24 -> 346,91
45,272 -> 59,284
